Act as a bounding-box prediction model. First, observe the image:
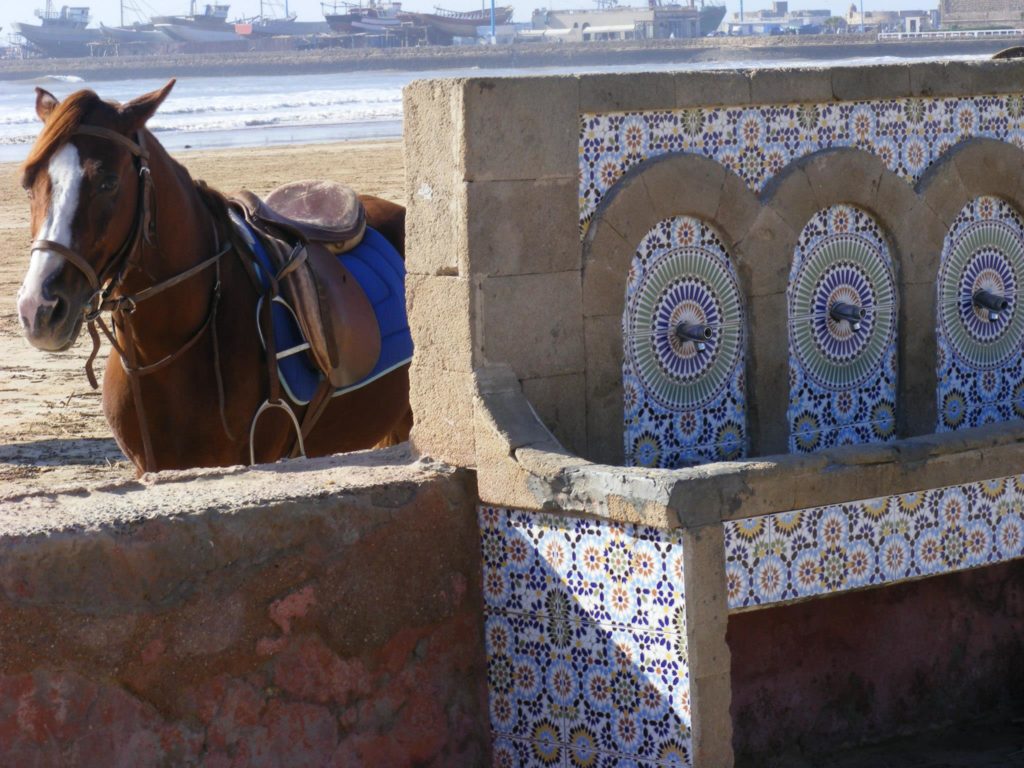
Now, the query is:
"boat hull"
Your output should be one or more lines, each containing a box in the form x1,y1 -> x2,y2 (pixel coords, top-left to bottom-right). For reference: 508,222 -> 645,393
154,22 -> 242,42
247,19 -> 330,36
11,21 -> 102,57
99,23 -> 170,44
407,6 -> 513,38
699,3 -> 726,35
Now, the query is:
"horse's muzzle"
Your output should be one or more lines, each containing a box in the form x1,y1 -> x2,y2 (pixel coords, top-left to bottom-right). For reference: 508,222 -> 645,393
17,282 -> 85,352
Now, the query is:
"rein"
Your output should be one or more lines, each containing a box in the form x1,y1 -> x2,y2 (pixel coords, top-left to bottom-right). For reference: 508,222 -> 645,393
32,126 -> 232,472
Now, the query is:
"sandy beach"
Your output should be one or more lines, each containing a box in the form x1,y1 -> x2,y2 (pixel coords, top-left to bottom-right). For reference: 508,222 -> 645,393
0,138 -> 405,498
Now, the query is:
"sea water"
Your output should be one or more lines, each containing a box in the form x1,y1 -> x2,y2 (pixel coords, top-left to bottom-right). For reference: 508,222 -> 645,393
0,53 -> 987,163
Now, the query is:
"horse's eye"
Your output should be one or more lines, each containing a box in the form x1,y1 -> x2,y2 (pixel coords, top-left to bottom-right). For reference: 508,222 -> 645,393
98,175 -> 119,193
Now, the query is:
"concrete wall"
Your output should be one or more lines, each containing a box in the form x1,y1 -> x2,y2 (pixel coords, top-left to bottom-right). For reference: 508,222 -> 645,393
0,448 -> 489,767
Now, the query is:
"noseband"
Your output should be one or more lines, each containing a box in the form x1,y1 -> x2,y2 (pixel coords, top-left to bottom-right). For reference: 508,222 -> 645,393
33,124 -> 232,472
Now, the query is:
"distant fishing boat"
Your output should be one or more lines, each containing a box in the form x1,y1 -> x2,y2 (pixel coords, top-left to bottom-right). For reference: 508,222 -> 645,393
152,2 -> 242,43
242,0 -> 330,37
698,0 -> 726,35
98,1 -> 171,45
322,0 -> 407,33
11,2 -> 102,58
404,5 -> 514,39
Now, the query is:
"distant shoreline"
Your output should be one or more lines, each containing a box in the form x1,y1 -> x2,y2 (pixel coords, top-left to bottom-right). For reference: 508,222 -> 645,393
0,34 -> 1019,82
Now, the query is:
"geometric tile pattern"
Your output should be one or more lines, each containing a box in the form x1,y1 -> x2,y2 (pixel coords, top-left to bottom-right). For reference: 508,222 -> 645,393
724,473 -> 1024,611
623,216 -> 747,468
580,93 -> 1024,236
937,196 -> 1024,431
480,507 -> 691,767
787,205 -> 898,452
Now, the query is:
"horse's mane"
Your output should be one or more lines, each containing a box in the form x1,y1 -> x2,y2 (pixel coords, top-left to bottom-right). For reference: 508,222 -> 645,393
21,90 -> 103,186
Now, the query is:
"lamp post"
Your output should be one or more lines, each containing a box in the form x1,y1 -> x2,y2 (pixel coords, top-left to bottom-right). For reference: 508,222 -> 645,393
860,0 -> 864,33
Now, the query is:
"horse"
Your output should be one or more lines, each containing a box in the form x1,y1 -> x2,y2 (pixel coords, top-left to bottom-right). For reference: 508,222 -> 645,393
16,80 -> 412,474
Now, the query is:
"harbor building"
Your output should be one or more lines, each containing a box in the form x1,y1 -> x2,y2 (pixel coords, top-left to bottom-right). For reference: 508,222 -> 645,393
847,5 -> 936,33
727,1 -> 830,34
527,1 -> 724,42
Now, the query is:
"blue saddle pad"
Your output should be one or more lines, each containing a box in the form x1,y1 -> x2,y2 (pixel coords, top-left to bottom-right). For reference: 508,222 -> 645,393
240,219 -> 413,405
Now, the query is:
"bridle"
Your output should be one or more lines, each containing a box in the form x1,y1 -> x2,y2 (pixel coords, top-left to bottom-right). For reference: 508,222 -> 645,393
31,124 -> 232,472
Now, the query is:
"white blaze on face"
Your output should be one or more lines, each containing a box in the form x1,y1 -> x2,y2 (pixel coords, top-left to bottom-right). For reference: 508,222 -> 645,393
17,143 -> 84,326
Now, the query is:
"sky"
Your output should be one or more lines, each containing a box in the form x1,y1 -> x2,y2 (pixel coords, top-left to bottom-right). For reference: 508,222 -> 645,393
1,0 -> 942,34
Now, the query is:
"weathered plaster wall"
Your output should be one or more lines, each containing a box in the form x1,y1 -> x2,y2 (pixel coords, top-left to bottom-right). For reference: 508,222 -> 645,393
0,448 -> 488,767
729,559 -> 1024,762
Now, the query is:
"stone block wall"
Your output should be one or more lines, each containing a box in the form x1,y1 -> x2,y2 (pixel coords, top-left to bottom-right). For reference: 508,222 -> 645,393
405,60 -> 1024,469
0,448 -> 489,767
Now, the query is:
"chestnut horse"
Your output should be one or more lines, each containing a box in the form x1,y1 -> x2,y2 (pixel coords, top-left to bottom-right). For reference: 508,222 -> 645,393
16,80 -> 411,473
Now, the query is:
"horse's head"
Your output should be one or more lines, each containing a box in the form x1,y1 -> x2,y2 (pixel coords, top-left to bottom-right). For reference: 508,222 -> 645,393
17,80 -> 175,351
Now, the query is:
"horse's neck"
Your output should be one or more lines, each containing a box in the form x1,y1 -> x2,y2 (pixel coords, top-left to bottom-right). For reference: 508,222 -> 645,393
118,134 -> 228,356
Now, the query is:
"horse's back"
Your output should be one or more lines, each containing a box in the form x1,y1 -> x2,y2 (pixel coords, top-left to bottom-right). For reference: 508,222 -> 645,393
359,195 -> 405,257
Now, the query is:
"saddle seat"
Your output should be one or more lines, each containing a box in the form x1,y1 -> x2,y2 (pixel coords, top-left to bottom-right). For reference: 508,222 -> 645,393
230,181 -> 380,390
260,180 -> 366,254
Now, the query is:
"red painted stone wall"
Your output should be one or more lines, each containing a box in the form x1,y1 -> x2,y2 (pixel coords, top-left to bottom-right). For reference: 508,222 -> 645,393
0,457 -> 488,767
729,559 -> 1024,764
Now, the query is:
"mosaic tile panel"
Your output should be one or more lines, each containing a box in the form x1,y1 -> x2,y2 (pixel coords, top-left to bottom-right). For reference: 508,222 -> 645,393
937,196 -> 1024,432
579,93 -> 1024,236
787,205 -> 898,453
480,506 -> 691,768
623,216 -> 747,469
724,474 -> 1024,612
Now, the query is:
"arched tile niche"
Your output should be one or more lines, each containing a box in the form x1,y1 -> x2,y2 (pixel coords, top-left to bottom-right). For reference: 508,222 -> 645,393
622,215 -> 747,468
787,204 -> 899,453
937,196 -> 1024,431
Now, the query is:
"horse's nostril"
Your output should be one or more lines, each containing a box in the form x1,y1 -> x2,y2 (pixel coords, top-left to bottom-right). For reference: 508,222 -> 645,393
50,296 -> 67,325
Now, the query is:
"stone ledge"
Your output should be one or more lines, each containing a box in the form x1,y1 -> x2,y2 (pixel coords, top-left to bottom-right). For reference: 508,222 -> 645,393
0,444 -> 449,537
474,375 -> 1024,529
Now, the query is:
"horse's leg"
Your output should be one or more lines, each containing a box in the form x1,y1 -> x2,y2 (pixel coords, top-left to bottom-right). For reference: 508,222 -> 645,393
375,404 -> 413,448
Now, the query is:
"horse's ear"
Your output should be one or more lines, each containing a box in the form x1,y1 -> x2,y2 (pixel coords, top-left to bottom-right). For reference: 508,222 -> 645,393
35,88 -> 59,122
118,79 -> 176,132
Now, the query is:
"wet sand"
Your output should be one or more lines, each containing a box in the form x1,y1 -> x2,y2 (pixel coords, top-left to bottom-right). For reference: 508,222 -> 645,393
0,138 -> 404,497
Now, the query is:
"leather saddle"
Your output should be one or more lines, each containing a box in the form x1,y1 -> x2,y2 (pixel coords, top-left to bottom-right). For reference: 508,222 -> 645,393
231,181 -> 381,389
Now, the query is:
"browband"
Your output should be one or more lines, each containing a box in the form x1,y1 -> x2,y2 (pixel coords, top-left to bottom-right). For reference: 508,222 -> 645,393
73,125 -> 149,160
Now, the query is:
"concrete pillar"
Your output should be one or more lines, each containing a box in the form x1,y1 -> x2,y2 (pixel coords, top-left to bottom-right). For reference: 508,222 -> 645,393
683,523 -> 735,767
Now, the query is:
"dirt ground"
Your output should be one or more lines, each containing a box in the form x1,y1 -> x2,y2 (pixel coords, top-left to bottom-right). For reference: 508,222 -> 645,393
0,138 -> 405,499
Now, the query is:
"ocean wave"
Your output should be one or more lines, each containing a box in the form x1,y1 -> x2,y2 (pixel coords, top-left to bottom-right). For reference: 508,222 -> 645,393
34,75 -> 85,83
157,92 -> 402,117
